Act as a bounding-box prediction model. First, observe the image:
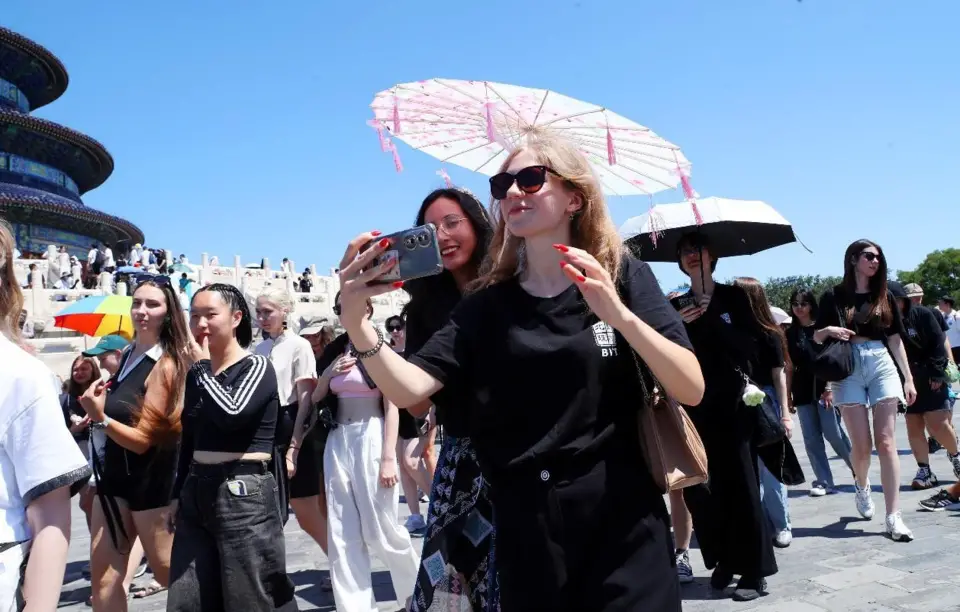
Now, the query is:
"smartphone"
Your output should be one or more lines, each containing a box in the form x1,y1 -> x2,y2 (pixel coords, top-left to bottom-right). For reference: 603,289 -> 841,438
366,223 -> 444,284
670,293 -> 697,311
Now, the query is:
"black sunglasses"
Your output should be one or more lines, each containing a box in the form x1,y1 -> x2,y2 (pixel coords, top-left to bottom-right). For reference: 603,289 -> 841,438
859,251 -> 880,262
134,273 -> 172,287
386,324 -> 403,332
489,165 -> 564,200
791,301 -> 809,307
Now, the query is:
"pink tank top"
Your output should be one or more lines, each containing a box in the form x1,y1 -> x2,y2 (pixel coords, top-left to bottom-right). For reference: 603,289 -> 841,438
330,365 -> 382,399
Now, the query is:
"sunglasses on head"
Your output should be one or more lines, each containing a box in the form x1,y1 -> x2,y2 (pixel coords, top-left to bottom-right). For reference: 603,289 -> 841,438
489,165 -> 564,200
134,273 -> 172,288
859,251 -> 880,262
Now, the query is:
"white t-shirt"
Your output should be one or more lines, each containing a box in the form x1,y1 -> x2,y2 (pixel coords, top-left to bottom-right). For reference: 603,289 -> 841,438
254,330 -> 316,406
943,309 -> 960,349
87,248 -> 97,264
103,248 -> 115,268
0,335 -> 90,544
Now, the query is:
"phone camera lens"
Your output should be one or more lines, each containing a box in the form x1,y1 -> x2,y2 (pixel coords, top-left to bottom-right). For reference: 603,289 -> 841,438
403,235 -> 417,250
416,231 -> 430,247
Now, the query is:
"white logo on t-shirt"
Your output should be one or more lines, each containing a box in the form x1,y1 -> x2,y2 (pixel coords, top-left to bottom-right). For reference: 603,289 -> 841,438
592,321 -> 618,357
721,313 -> 732,324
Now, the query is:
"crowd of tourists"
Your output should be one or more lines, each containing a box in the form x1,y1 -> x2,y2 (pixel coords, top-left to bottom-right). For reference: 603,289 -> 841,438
1,127 -> 959,612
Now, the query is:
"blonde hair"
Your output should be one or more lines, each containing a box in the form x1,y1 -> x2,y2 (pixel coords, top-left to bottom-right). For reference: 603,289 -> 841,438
257,286 -> 295,314
0,224 -> 24,341
473,127 -> 623,290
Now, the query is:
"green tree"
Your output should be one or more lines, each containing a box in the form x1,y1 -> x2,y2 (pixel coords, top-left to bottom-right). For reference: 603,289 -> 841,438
759,275 -> 842,311
897,248 -> 960,305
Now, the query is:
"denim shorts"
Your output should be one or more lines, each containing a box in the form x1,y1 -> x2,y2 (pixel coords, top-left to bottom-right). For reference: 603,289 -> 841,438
833,341 -> 904,408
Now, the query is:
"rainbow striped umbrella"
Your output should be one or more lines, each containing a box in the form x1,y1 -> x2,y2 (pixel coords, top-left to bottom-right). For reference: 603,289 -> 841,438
54,295 -> 134,339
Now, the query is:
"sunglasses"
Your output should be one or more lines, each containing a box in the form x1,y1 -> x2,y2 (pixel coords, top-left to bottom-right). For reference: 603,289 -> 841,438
386,325 -> 403,333
791,301 -> 809,308
859,251 -> 880,262
489,165 -> 564,200
134,273 -> 172,288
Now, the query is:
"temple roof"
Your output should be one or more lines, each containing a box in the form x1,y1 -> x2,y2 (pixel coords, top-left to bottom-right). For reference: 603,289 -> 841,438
0,108 -> 113,193
0,27 -> 69,111
0,182 -> 144,247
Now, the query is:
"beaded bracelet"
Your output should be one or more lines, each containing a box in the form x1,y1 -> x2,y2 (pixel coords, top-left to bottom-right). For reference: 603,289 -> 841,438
354,326 -> 385,360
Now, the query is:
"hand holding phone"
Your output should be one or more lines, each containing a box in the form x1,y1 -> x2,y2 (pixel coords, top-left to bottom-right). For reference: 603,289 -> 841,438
364,224 -> 443,285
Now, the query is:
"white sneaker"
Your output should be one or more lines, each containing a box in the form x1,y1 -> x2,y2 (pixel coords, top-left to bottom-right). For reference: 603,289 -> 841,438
773,529 -> 793,548
404,514 -> 426,534
854,480 -> 875,519
809,484 -> 827,497
675,550 -> 694,584
885,511 -> 913,542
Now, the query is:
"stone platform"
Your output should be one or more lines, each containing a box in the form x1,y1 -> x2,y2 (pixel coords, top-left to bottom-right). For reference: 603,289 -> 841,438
58,411 -> 960,611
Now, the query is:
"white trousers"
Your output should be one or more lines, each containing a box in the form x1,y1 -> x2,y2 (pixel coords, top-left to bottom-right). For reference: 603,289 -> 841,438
325,417 -> 420,612
0,542 -> 28,612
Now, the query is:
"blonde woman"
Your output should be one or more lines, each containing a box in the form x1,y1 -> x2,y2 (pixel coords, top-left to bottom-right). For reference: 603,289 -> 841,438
335,128 -> 704,611
253,288 -> 326,552
0,224 -> 90,609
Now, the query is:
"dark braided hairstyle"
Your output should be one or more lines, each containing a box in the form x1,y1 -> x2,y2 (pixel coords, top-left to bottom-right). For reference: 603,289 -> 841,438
192,283 -> 254,348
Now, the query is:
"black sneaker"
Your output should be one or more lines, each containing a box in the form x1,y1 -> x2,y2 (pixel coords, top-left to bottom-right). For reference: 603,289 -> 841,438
918,489 -> 960,512
732,576 -> 767,602
929,436 -> 943,454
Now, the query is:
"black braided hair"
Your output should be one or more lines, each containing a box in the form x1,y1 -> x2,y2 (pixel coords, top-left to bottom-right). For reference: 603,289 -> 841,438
193,283 -> 253,348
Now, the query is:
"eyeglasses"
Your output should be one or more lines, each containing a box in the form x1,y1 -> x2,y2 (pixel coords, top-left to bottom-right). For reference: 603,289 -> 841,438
436,215 -> 466,237
386,325 -> 403,333
859,251 -> 880,262
489,165 -> 564,200
791,301 -> 809,308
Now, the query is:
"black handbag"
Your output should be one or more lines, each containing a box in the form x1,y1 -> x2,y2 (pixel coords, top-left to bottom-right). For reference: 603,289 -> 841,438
812,292 -> 854,382
737,369 -> 785,447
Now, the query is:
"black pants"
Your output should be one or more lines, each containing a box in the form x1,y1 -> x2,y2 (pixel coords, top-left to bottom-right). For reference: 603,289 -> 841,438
490,456 -> 680,612
167,461 -> 297,611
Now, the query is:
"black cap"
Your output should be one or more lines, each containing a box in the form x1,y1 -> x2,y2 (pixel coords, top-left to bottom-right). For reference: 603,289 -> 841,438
887,281 -> 906,300
940,295 -> 955,307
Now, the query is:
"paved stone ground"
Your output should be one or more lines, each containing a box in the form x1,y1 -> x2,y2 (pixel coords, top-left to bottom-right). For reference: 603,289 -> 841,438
60,411 -> 960,611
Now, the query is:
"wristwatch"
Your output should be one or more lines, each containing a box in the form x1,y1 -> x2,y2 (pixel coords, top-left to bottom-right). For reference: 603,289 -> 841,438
90,415 -> 111,430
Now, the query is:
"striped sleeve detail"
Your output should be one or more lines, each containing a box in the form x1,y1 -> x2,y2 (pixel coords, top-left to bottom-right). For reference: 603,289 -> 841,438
193,355 -> 268,416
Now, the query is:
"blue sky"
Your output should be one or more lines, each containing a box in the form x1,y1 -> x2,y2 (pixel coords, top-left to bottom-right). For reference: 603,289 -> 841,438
6,1 -> 958,290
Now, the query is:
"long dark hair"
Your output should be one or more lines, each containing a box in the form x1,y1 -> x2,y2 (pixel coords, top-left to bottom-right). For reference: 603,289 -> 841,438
66,355 -> 101,397
734,277 -> 791,370
131,280 -> 190,446
841,239 -> 891,327
404,188 -> 494,341
193,283 -> 254,348
788,288 -> 820,325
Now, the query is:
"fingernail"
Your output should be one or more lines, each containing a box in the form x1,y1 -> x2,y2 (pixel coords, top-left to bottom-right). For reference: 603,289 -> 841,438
392,281 -> 404,288
559,261 -> 568,268
371,231 -> 382,237
553,244 -> 569,252
577,274 -> 586,282
379,238 -> 390,248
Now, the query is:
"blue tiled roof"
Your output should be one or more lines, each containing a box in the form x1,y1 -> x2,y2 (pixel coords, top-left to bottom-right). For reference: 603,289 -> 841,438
0,181 -> 85,209
0,27 -> 68,110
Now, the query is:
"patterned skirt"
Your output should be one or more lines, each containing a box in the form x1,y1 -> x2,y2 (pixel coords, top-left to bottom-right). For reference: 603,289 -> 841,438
410,436 -> 500,612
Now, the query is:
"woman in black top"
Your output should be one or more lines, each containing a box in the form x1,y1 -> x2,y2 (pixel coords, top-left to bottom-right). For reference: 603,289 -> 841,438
167,283 -> 296,611
403,187 -> 496,610
888,283 -> 960,489
672,234 -> 782,601
814,239 -> 916,542
787,288 -> 853,496
335,129 -> 704,611
79,279 -> 189,611
61,355 -> 99,449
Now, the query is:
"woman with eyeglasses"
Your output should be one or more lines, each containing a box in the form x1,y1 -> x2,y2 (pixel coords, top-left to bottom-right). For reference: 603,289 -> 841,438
400,187 -> 496,611
814,239 -> 916,541
254,288 -> 326,556
167,283 -> 297,611
336,128 -> 703,611
78,277 -> 189,610
313,292 -> 419,611
787,288 -> 853,497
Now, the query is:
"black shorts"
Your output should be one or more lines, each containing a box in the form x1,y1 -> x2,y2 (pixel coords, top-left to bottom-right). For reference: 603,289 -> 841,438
277,405 -> 322,499
905,380 -> 951,415
398,409 -> 422,440
952,347 -> 960,365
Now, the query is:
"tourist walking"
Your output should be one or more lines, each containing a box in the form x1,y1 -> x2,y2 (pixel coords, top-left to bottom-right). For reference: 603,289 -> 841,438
335,128 -> 703,611
814,239 -> 917,541
786,288 -> 853,496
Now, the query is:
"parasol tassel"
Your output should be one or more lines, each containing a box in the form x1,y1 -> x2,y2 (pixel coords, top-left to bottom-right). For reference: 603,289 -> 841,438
648,196 -> 665,247
690,201 -> 704,226
606,127 -> 617,166
437,168 -> 453,187
484,102 -> 497,142
392,96 -> 402,134
384,141 -> 403,173
367,119 -> 389,152
675,166 -> 703,226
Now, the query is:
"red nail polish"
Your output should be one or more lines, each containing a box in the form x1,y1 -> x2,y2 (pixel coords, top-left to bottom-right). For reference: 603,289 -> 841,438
553,244 -> 569,253
371,231 -> 382,237
378,238 -> 390,248
559,261 -> 568,268
392,281 -> 404,288
577,274 -> 586,282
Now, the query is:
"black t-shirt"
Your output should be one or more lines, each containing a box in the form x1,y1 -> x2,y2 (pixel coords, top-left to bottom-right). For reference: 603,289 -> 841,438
409,256 -> 692,484
901,305 -> 949,383
678,283 -> 764,402
751,330 -> 785,389
816,287 -> 907,341
60,393 -> 89,441
786,324 -> 826,406
930,307 -> 949,333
